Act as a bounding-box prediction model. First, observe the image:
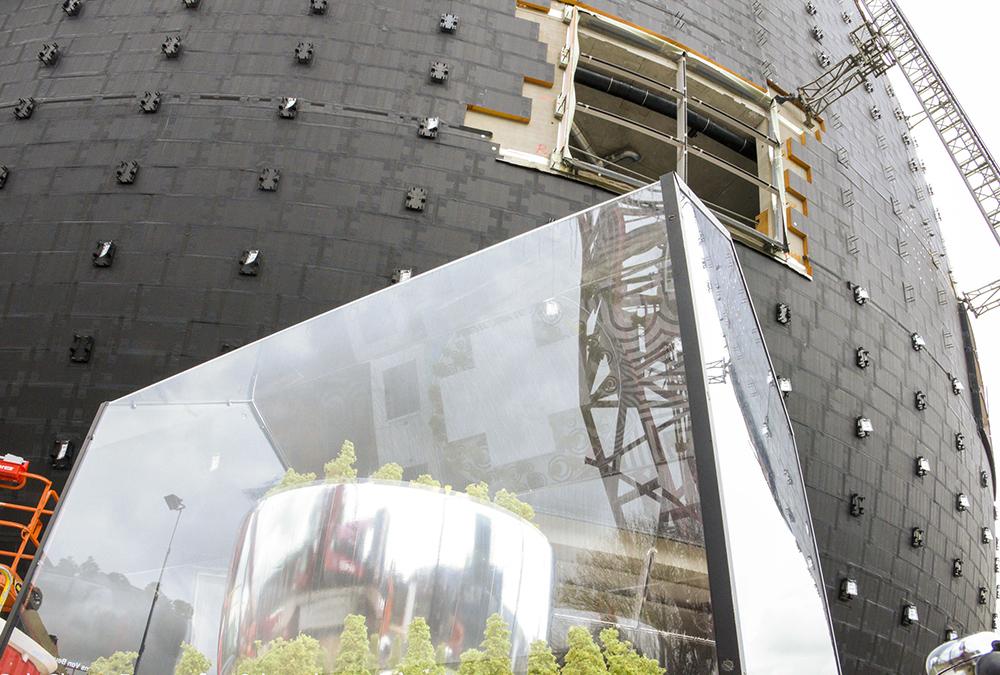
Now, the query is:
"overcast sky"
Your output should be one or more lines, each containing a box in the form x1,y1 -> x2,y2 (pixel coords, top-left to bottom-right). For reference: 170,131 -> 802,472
891,1 -> 999,467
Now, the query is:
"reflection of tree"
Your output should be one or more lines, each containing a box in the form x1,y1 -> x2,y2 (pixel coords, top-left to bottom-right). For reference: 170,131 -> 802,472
38,556 -> 192,673
79,556 -> 101,579
52,556 -> 79,577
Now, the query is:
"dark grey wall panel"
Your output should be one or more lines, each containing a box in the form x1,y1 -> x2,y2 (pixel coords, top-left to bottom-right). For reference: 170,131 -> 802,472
0,1 -> 994,673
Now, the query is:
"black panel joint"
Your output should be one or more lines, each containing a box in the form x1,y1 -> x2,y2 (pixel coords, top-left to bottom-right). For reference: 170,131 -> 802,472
278,97 -> 298,119
13,98 -> 35,120
855,347 -> 871,369
38,43 -> 60,66
238,249 -> 261,276
405,187 -> 427,211
440,13 -> 459,32
139,91 -> 162,114
50,439 -> 75,470
162,35 -> 183,58
295,42 -> 314,64
849,493 -> 865,517
69,334 -> 94,363
429,61 -> 449,83
258,168 -> 280,192
418,117 -> 440,139
115,160 -> 140,185
92,240 -> 117,267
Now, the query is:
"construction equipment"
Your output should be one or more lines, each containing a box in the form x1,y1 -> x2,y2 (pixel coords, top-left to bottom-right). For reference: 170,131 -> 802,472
779,19 -> 894,125
0,455 -> 59,582
782,0 -> 1000,259
964,278 -> 1000,318
856,0 -> 1000,251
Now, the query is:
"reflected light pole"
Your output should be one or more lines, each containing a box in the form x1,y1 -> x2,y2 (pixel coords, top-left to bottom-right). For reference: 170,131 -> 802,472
134,493 -> 185,674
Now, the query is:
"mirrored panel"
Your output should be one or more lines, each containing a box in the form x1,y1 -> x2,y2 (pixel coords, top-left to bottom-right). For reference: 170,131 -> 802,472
667,175 -> 839,674
13,182 -> 718,674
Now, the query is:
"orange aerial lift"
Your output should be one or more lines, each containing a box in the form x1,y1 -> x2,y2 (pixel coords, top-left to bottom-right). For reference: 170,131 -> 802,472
0,454 -> 60,675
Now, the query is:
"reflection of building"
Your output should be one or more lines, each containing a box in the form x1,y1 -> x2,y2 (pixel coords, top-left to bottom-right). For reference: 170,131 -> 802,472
0,2 -> 993,673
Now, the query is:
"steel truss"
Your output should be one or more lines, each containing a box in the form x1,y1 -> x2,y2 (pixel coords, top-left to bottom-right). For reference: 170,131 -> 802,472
964,278 -> 1000,318
787,20 -> 894,124
858,0 -> 1000,249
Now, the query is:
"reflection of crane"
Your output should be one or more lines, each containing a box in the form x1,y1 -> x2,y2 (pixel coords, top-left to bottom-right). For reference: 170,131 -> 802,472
134,494 -> 185,675
578,194 -> 703,544
705,359 -> 731,385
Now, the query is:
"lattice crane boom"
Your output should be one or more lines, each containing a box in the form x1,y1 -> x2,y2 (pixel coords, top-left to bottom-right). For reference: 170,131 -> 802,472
856,0 -> 1000,250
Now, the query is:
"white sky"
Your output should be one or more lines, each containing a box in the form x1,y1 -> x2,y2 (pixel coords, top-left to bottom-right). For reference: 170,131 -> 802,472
891,1 -> 1000,464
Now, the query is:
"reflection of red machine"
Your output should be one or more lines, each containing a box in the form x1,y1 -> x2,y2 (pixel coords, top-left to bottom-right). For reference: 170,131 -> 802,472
0,619 -> 57,675
323,520 -> 367,578
321,488 -> 376,582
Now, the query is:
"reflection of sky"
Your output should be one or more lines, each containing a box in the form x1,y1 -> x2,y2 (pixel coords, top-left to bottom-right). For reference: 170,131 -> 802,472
678,189 -> 839,674
440,315 -> 579,463
34,402 -> 284,667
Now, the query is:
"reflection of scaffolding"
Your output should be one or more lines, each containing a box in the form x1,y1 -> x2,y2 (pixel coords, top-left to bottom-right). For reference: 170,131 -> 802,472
577,195 -> 702,543
704,359 -> 730,386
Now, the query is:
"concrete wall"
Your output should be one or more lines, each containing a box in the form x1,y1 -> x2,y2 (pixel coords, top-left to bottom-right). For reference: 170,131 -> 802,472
0,0 -> 993,672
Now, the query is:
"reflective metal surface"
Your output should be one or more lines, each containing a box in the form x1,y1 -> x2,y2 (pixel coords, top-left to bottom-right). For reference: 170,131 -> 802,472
666,174 -> 840,674
218,481 -> 553,673
926,632 -> 1000,675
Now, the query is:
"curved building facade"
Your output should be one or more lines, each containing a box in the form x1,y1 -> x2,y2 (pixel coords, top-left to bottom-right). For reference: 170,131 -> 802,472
0,0 -> 994,673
